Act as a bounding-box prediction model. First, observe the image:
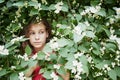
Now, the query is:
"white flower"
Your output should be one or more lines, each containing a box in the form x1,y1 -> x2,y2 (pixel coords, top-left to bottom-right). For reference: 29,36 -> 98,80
49,37 -> 60,50
0,45 -> 9,55
74,52 -> 83,59
76,63 -> 83,73
73,25 -> 82,35
18,72 -> 26,80
87,56 -> 92,63
109,34 -> 117,40
18,54 -> 29,61
104,78 -> 109,80
31,53 -> 37,60
45,56 -> 51,61
109,18 -> 115,24
104,64 -> 108,68
111,62 -> 116,68
44,52 -> 51,61
84,21 -> 90,26
41,0 -> 48,4
54,1 -> 63,13
113,7 -> 120,15
50,42 -> 59,50
103,64 -> 111,71
54,64 -> 60,69
73,60 -> 79,66
96,72 -> 103,77
116,51 -> 120,54
11,66 -> 16,70
18,54 -> 24,59
11,36 -> 24,44
90,6 -> 101,13
89,6 -> 98,13
80,11 -> 86,15
71,67 -> 76,74
74,74 -> 82,80
72,60 -> 83,77
106,67 -> 111,71
23,54 -> 29,61
50,72 -> 58,80
56,24 -> 62,27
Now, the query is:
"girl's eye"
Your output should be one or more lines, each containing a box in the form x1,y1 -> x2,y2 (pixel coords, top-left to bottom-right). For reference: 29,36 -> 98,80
29,32 -> 35,35
39,31 -> 44,34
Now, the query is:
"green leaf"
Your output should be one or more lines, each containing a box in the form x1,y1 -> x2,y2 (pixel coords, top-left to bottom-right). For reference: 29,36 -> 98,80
91,42 -> 100,50
103,28 -> 111,37
65,60 -> 74,69
10,73 -> 19,80
75,14 -> 82,22
79,55 -> 88,65
96,8 -> 106,17
0,69 -> 7,77
56,66 -> 66,75
105,43 -> 116,50
40,68 -> 45,73
85,31 -> 95,38
65,53 -> 75,69
66,53 -> 75,61
43,71 -> 52,79
41,5 -> 49,10
78,45 -> 88,52
13,1 -> 24,7
47,64 -> 53,69
0,0 -> 4,3
43,43 -> 52,53
28,1 -> 38,7
29,8 -> 39,16
73,33 -> 84,43
8,45 -> 18,52
108,69 -> 117,80
95,60 -> 111,69
6,1 -> 13,7
28,59 -> 37,67
25,45 -> 32,55
49,4 -> 55,10
90,0 -> 100,6
37,51 -> 46,60
62,4 -> 68,12
82,65 -> 89,74
58,38 -> 69,47
5,42 -> 13,48
114,66 -> 120,77
92,49 -> 101,55
79,55 -> 89,74
59,47 -> 69,57
49,53 -> 57,60
20,60 -> 29,67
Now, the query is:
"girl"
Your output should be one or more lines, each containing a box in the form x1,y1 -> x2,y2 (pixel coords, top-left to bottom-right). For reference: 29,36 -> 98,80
21,19 -> 69,80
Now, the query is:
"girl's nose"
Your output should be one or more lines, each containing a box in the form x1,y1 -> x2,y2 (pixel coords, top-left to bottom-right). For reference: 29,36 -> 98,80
35,34 -> 40,40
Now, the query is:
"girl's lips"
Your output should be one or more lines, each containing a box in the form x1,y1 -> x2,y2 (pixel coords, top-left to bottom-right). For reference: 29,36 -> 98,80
34,42 -> 40,43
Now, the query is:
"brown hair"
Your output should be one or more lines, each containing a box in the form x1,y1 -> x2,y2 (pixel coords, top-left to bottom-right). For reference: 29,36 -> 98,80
20,19 -> 52,54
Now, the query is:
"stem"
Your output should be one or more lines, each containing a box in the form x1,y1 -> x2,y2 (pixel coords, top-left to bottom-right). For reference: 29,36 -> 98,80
67,0 -> 72,11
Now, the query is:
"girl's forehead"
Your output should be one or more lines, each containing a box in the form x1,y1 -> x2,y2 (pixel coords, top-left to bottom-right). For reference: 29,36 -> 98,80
29,23 -> 46,30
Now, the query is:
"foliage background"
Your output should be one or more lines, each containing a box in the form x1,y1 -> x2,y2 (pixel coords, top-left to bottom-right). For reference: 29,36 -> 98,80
0,0 -> 120,80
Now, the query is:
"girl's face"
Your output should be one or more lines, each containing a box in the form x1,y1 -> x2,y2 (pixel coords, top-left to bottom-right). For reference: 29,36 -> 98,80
29,23 -> 48,52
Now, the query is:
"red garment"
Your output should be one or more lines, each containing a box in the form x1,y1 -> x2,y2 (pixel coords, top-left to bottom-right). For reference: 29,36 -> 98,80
32,51 -> 46,80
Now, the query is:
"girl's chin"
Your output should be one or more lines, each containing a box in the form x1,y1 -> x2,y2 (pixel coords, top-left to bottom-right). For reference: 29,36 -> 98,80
33,46 -> 44,51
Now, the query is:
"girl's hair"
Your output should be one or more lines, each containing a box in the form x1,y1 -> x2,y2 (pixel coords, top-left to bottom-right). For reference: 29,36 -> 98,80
20,19 -> 52,54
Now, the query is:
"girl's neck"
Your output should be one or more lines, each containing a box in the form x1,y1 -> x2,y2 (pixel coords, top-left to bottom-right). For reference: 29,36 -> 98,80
34,47 -> 44,53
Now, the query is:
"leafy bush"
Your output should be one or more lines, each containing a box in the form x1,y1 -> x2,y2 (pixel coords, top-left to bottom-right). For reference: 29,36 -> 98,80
0,0 -> 120,80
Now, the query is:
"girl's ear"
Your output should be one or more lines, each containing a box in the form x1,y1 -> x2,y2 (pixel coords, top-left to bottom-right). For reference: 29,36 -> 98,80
46,31 -> 49,38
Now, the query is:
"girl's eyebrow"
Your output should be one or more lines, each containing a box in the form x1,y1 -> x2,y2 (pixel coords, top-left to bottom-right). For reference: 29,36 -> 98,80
29,29 -> 46,32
